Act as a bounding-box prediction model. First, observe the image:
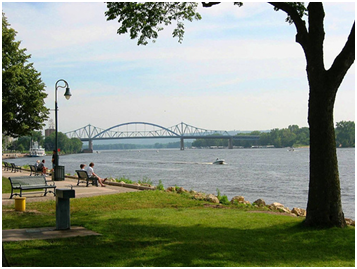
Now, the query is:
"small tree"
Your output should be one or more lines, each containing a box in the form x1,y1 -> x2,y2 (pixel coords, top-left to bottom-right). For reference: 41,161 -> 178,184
2,13 -> 49,138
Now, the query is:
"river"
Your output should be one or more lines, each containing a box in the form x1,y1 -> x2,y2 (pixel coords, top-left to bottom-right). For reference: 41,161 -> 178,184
11,147 -> 355,219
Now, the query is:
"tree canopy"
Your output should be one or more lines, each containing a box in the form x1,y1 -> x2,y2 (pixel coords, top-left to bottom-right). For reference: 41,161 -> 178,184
2,13 -> 49,138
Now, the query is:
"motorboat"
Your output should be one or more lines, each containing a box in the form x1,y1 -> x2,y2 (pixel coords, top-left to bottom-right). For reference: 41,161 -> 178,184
28,141 -> 46,157
213,158 -> 225,165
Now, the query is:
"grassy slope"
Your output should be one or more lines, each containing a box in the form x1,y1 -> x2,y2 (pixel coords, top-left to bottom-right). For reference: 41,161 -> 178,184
2,178 -> 355,267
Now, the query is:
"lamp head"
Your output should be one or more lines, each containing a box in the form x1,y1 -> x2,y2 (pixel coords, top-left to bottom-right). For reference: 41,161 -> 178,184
64,87 -> 72,100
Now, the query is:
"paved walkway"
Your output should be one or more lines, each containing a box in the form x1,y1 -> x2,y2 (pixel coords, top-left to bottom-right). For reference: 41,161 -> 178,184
2,169 -> 140,242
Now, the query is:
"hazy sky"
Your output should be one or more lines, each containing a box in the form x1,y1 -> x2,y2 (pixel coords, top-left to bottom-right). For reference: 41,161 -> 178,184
2,2 -> 355,133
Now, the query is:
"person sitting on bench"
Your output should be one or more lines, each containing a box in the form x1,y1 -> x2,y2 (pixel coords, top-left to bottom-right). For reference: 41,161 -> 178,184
36,160 -> 48,175
35,160 -> 41,172
86,162 -> 107,187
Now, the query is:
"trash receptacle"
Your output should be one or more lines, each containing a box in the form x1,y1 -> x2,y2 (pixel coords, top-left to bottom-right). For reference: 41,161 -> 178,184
15,197 -> 26,211
54,165 -> 65,181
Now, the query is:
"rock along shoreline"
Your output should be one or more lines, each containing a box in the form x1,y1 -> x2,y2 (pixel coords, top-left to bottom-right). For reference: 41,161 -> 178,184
7,168 -> 355,226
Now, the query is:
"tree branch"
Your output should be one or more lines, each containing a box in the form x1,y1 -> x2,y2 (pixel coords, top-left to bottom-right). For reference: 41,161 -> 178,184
269,2 -> 308,47
202,2 -> 221,8
327,22 -> 355,90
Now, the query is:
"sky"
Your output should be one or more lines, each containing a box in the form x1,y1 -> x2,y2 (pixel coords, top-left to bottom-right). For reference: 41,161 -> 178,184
2,2 -> 355,134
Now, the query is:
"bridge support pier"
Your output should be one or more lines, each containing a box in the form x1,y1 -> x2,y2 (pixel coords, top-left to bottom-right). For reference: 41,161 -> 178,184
83,140 -> 93,153
180,138 -> 184,150
228,138 -> 233,149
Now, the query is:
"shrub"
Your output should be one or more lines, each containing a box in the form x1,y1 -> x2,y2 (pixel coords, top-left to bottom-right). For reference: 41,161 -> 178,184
156,180 -> 165,191
216,188 -> 230,205
219,195 -> 230,205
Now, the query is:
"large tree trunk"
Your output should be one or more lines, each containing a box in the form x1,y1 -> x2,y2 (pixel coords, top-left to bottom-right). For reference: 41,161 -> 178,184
267,3 -> 354,228
302,3 -> 354,228
285,2 -> 354,227
305,78 -> 346,227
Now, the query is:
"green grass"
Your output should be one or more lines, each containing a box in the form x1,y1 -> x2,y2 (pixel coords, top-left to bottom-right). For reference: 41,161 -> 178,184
2,176 -> 11,193
2,178 -> 355,267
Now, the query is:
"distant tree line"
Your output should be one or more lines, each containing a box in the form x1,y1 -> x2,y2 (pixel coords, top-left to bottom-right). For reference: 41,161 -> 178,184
6,131 -> 83,154
335,121 -> 355,147
44,132 -> 83,154
192,121 -> 354,148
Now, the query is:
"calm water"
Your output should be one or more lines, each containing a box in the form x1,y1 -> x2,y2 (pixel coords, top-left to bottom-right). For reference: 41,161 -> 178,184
12,148 -> 355,219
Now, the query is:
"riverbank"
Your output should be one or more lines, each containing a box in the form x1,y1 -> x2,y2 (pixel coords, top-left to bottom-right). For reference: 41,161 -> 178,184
3,165 -> 354,226
2,153 -> 27,159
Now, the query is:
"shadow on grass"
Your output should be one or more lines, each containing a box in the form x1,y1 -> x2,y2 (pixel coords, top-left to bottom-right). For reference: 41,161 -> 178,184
4,211 -> 355,267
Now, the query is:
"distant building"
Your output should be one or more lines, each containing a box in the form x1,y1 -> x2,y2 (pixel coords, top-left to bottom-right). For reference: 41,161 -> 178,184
45,128 -> 55,137
45,119 -> 55,137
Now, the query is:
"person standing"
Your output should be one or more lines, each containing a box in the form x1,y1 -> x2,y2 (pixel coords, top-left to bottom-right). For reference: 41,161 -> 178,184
51,150 -> 57,169
87,162 -> 107,187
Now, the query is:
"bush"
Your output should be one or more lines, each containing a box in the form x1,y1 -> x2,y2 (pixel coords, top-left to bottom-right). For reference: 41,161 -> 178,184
156,180 -> 165,191
216,188 -> 230,205
219,195 -> 230,205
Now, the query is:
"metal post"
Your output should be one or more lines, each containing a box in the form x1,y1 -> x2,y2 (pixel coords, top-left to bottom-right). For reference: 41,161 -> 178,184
54,79 -> 71,179
55,89 -> 58,168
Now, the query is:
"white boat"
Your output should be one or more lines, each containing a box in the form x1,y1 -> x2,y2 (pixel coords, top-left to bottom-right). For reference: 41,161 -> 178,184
213,158 -> 225,165
28,141 -> 46,157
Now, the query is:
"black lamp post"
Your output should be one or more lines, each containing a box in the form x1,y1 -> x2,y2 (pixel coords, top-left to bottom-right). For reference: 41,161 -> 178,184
54,79 -> 71,179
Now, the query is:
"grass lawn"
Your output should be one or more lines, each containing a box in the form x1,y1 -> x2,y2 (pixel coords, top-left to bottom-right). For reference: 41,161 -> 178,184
2,177 -> 355,267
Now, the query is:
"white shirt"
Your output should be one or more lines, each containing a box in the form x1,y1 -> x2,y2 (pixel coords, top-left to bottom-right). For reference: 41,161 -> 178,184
87,166 -> 94,177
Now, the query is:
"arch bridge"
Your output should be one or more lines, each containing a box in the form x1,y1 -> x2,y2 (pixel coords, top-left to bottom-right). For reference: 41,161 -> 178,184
65,122 -> 259,151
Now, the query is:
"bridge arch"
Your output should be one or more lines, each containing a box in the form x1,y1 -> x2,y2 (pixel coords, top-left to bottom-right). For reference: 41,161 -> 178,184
92,122 -> 180,139
66,122 -> 260,152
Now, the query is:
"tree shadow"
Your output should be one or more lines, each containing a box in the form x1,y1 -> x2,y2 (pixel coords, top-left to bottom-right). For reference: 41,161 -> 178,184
3,212 -> 354,267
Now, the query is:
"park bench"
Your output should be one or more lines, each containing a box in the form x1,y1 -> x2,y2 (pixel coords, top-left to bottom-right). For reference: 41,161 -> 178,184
8,176 -> 56,199
75,170 -> 98,187
3,162 -> 11,171
10,163 -> 21,173
29,165 -> 41,176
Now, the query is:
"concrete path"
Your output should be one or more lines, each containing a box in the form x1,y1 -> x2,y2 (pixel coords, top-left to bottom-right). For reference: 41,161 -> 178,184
2,168 -> 140,242
2,169 -> 140,205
